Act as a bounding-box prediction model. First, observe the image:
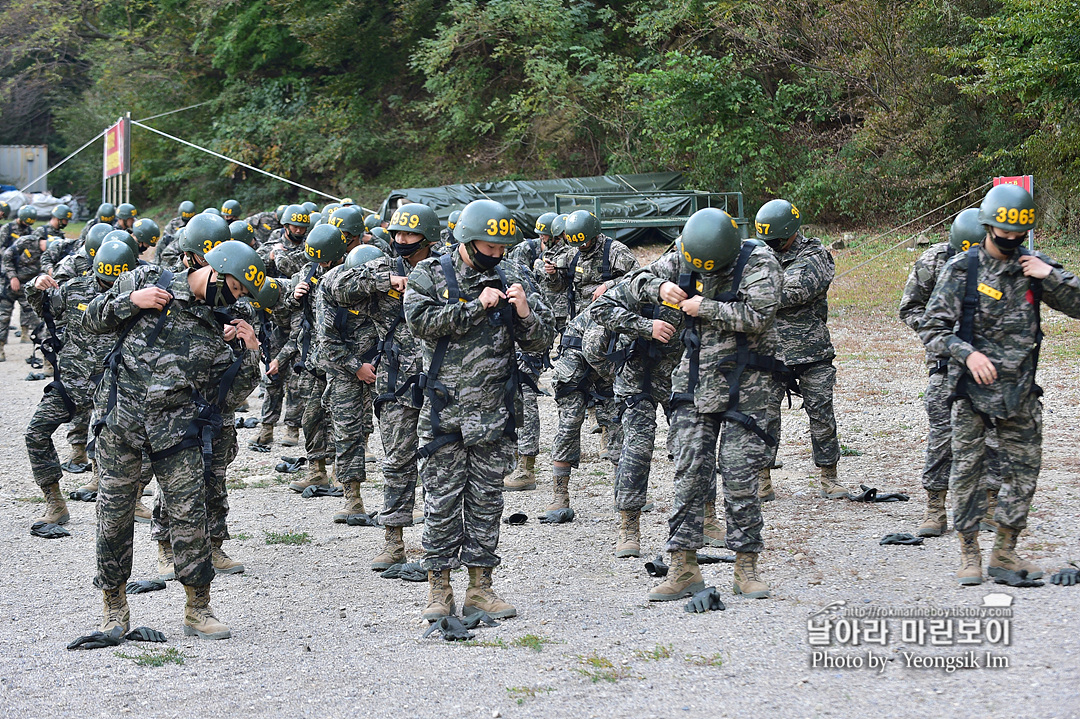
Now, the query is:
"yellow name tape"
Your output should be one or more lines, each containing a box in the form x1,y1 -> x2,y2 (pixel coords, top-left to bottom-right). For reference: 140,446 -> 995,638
978,283 -> 1002,301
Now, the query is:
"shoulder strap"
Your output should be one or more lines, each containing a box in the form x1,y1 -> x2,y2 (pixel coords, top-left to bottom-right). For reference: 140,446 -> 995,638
600,236 -> 613,281
1018,247 -> 1044,373
439,252 -> 462,302
957,247 -> 980,344
715,242 -> 755,302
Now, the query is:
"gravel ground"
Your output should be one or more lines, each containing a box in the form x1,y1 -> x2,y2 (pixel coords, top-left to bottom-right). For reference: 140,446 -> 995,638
1,300 -> 1079,719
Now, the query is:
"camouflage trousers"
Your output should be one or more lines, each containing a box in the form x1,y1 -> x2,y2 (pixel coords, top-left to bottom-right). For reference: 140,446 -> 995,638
515,353 -> 543,456
259,371 -> 303,428
0,289 -> 39,343
66,417 -> 90,448
615,395 -> 672,511
94,426 -> 215,590
151,421 -> 238,543
323,372 -> 373,483
921,370 -> 1004,492
299,371 -> 331,462
420,434 -> 514,571
377,401 -> 420,527
667,400 -> 769,554
950,397 -> 1040,535
25,382 -> 92,487
766,360 -> 839,468
550,350 -> 622,467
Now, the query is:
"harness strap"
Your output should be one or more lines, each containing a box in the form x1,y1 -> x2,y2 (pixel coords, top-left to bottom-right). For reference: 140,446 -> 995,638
293,262 -> 320,374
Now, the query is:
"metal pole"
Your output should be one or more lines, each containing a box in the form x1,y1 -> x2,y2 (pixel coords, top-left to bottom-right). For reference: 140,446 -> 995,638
124,112 -> 131,205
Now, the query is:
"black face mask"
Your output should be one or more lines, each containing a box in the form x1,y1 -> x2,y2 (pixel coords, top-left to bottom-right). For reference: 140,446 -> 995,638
466,241 -> 503,270
205,274 -> 238,307
393,240 -> 424,258
765,238 -> 786,251
991,232 -> 1026,254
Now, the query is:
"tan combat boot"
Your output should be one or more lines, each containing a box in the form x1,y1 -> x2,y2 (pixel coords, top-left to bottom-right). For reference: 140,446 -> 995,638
422,569 -> 455,622
67,443 -> 89,466
503,454 -> 537,491
37,483 -> 70,525
818,464 -> 850,499
988,525 -> 1043,579
615,510 -> 641,558
0,344 -> 5,362
733,552 -> 771,599
211,539 -> 245,575
280,425 -> 300,447
157,540 -> 176,581
463,566 -> 517,619
648,550 -> 705,601
183,584 -> 231,640
100,587 -> 130,633
758,467 -> 775,502
333,481 -> 365,523
254,423 -> 274,446
546,474 -> 570,511
289,458 -> 330,493
703,502 -> 726,548
957,532 -> 983,585
916,489 -> 948,537
74,475 -> 98,496
981,487 -> 999,532
133,482 -> 151,523
599,426 -> 617,462
371,526 -> 406,570
20,325 -> 31,343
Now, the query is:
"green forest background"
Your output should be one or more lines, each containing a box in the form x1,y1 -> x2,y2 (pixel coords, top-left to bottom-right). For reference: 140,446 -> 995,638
1,0 -> 1076,229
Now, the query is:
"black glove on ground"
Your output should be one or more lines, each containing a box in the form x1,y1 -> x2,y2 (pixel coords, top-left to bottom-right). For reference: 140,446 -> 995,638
685,587 -> 726,613
275,456 -> 307,473
993,569 -> 1044,588
423,616 -> 474,641
345,513 -> 378,527
126,579 -> 167,594
697,553 -> 735,564
126,627 -> 167,642
69,488 -> 97,502
645,555 -> 668,577
67,626 -> 125,650
502,512 -> 528,525
880,533 -> 924,546
301,484 -> 343,498
380,562 -> 427,582
538,508 -> 574,524
460,607 -> 501,627
30,521 -> 70,539
1050,567 -> 1080,587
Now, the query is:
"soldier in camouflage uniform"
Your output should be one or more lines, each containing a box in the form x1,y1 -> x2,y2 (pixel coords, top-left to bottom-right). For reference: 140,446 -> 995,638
0,206 -> 42,358
537,213 -> 571,331
84,239 -> 265,639
324,204 -> 442,569
900,208 -> 1005,538
920,185 -> 1080,586
243,205 -> 284,245
404,199 -> 554,622
112,203 -> 138,232
22,239 -> 138,529
754,200 -> 848,500
628,208 -> 782,602
77,203 -> 117,243
156,200 -> 197,261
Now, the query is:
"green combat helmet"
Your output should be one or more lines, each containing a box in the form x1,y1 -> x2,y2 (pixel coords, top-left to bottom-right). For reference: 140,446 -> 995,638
978,183 -> 1036,233
328,206 -> 365,236
104,229 -> 140,258
309,211 -> 323,226
250,275 -> 283,312
364,213 -> 382,233
202,207 -> 222,217
321,202 -> 341,218
221,199 -> 241,221
550,213 -> 569,239
17,205 -> 37,224
680,207 -> 741,273
534,212 -> 557,237
345,243 -> 386,269
282,204 -> 311,228
389,203 -> 440,243
563,210 -> 600,245
52,204 -> 73,222
182,212 -> 231,257
0,201 -> 9,219
96,203 -> 116,223
230,220 -> 257,247
94,239 -> 138,285
949,208 -> 984,253
340,197 -> 356,206
116,203 -> 138,220
370,227 -> 391,246
301,201 -> 318,214
275,204 -> 288,219
204,240 -> 267,301
179,200 -> 197,220
132,218 -> 160,248
447,210 -> 461,232
454,199 -> 520,246
85,222 -> 114,258
304,223 -> 349,265
754,199 -> 801,246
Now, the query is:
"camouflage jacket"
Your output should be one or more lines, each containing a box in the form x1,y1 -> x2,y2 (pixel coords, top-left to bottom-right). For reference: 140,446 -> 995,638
41,235 -> 82,276
626,245 -> 782,415
258,227 -> 309,279
276,263 -> 325,372
3,232 -> 48,282
404,249 -> 554,445
315,263 -> 380,378
543,234 -> 638,318
772,232 -> 835,365
25,274 -> 113,394
532,237 -> 570,320
899,241 -> 954,366
1,220 -> 35,253
53,248 -> 93,283
84,265 -> 260,452
156,216 -> 186,259
920,245 -> 1080,419
244,211 -> 281,245
77,219 -> 98,242
323,253 -> 427,409
590,271 -> 685,399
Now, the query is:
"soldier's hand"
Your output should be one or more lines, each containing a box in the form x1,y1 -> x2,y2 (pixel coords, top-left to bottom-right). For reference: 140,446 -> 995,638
232,319 -> 259,351
506,283 -> 531,318
659,281 -> 687,305
591,283 -> 608,301
34,274 -> 59,291
680,295 -> 703,317
223,323 -> 239,342
356,363 -> 376,383
478,286 -> 506,310
390,275 -> 407,292
293,281 -> 310,300
966,351 -> 997,385
652,319 -> 676,343
1019,253 -> 1053,279
10,277 -> 20,293
543,260 -> 557,275
131,287 -> 171,310
266,359 -> 280,377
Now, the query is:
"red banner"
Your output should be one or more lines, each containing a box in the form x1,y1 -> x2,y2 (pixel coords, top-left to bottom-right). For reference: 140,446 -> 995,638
104,118 -> 127,178
993,175 -> 1033,195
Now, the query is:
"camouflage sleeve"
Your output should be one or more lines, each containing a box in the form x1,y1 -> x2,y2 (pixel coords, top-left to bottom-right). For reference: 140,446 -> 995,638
274,306 -> 302,367
403,261 -> 488,342
324,260 -> 392,306
697,249 -> 780,334
217,348 -> 261,412
919,256 -> 973,363
590,278 -> 654,339
626,252 -> 679,305
84,267 -> 148,334
1,243 -> 16,280
780,244 -> 833,310
898,246 -> 941,331
257,242 -> 278,277
504,260 -> 554,353
604,241 -> 640,289
23,278 -> 50,317
1038,254 -> 1080,319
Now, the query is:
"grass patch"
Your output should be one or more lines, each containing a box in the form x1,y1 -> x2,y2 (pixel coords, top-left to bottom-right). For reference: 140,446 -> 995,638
511,634 -> 555,652
633,644 -> 673,661
462,637 -> 507,649
575,652 -> 633,683
115,647 -> 186,667
506,686 -> 553,704
265,530 -> 310,545
685,652 -> 724,667
840,445 -> 863,457
225,478 -> 247,490
15,496 -> 45,503
232,532 -> 251,541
